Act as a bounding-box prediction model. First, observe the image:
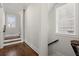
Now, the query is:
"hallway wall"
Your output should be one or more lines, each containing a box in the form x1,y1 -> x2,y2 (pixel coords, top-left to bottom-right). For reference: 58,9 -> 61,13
24,4 -> 48,55
24,4 -> 41,53
0,7 -> 5,48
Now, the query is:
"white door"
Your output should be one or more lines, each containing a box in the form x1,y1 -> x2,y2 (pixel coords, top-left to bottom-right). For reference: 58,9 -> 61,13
0,8 -> 5,48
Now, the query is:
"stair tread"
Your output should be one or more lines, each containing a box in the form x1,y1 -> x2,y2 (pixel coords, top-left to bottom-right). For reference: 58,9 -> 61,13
4,36 -> 20,40
4,39 -> 21,44
3,41 -> 23,46
4,38 -> 21,42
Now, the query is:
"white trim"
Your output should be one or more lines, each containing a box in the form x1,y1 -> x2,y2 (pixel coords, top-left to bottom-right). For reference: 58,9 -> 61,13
3,40 -> 23,46
4,33 -> 20,37
20,10 -> 24,41
4,38 -> 21,42
56,33 -> 79,39
25,41 -> 39,55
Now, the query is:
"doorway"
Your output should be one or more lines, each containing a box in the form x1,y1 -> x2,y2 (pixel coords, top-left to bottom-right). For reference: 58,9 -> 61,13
3,12 -> 22,46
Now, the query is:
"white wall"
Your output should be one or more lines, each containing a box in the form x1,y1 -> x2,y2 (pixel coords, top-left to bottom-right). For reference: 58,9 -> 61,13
48,5 -> 56,43
25,4 -> 41,54
19,10 -> 24,41
0,7 -> 5,48
24,4 -> 48,55
48,3 -> 77,56
39,4 -> 48,56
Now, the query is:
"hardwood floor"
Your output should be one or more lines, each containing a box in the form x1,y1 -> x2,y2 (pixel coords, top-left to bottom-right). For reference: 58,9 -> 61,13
0,42 -> 38,56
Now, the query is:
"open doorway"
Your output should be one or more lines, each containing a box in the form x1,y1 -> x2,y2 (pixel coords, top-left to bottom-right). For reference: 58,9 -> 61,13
3,12 -> 22,46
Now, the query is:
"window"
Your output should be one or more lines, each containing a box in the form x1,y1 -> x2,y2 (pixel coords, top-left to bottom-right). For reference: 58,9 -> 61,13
56,4 -> 76,35
7,15 -> 16,28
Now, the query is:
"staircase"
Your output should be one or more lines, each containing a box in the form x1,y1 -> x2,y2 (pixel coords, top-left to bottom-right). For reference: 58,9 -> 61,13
3,35 -> 23,46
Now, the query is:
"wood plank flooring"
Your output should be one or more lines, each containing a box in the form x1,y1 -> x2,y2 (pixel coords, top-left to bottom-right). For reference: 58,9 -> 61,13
0,42 -> 38,56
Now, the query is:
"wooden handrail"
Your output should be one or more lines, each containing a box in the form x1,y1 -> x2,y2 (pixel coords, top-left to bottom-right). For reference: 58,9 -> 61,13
48,39 -> 59,46
3,25 -> 6,32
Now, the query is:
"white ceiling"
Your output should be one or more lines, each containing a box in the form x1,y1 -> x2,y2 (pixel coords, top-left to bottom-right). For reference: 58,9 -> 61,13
3,3 -> 56,12
1,3 -> 62,13
2,3 -> 29,12
48,3 -> 58,12
48,3 -> 55,12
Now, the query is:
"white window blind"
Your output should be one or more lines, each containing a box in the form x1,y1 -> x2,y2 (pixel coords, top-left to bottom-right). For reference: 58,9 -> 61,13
56,4 -> 76,35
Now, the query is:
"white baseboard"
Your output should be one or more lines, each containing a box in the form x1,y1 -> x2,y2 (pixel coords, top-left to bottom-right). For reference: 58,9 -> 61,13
25,41 -> 39,55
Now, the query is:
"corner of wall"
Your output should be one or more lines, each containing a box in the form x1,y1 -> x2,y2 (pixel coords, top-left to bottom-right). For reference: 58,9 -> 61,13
24,40 -> 39,55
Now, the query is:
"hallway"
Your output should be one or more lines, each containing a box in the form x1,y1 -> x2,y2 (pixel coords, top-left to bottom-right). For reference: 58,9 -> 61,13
0,3 -> 79,56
